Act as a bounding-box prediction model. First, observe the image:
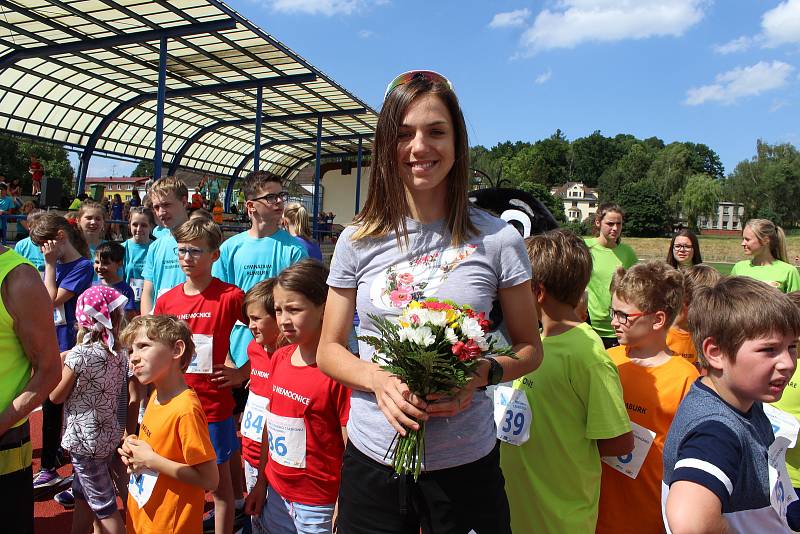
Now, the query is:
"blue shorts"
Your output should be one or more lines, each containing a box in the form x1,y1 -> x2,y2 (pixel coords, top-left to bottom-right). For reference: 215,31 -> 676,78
208,416 -> 239,465
262,484 -> 334,534
787,488 -> 800,530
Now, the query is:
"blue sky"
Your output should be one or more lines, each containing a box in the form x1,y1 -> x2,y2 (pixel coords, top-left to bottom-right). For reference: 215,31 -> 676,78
83,0 -> 800,178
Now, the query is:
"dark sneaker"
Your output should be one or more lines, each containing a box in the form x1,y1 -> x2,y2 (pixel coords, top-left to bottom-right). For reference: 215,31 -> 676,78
32,469 -> 62,490
54,488 -> 75,509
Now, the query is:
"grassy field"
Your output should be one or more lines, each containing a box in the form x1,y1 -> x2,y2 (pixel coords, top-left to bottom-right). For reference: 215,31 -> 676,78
624,234 -> 800,265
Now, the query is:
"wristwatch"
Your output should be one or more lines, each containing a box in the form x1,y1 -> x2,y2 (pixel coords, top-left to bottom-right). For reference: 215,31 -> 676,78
486,357 -> 503,386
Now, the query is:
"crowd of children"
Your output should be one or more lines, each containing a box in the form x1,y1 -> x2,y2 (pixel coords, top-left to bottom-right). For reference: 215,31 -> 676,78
9,166 -> 800,534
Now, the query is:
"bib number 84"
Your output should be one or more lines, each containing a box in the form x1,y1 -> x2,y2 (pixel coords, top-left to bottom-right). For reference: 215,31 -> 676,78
242,411 -> 264,436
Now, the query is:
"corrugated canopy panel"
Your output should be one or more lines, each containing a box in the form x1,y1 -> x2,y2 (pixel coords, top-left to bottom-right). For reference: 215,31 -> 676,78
0,0 -> 376,178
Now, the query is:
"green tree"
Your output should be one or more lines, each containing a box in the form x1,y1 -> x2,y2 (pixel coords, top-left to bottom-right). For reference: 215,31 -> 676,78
132,159 -> 154,178
681,174 -> 721,231
597,143 -> 656,202
724,140 -> 800,228
517,181 -> 566,223
0,134 -> 74,194
617,180 -> 668,237
646,143 -> 696,224
571,131 -> 625,187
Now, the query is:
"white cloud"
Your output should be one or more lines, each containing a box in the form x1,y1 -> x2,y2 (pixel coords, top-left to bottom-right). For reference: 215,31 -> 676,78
762,0 -> 800,47
489,8 -> 531,29
267,0 -> 366,16
358,29 -> 374,38
520,0 -> 706,53
535,69 -> 552,84
713,35 -> 754,55
685,60 -> 794,106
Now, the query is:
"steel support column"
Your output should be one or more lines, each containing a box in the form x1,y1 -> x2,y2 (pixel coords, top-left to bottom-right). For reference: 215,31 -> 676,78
355,137 -> 363,215
254,86 -> 263,172
153,37 -> 168,181
312,115 -> 322,239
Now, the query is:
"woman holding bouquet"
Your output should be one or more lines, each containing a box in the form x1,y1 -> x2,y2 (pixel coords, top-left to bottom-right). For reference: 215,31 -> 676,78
319,70 -> 542,534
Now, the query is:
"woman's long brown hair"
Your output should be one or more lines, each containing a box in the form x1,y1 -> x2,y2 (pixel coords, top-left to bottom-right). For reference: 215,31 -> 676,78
352,76 -> 475,247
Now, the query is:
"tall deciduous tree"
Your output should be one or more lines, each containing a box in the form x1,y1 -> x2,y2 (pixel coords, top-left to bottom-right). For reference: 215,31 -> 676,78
617,180 -> 668,237
132,159 -> 154,178
682,174 -> 721,231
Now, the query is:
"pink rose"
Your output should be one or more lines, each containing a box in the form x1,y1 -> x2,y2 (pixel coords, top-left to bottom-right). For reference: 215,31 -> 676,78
398,272 -> 415,286
389,289 -> 412,307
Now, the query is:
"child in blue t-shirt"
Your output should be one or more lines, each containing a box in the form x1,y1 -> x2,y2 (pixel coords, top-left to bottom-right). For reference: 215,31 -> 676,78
663,277 -> 800,532
94,242 -> 136,321
212,171 -> 307,370
122,206 -> 153,312
30,213 -> 95,489
140,178 -> 190,314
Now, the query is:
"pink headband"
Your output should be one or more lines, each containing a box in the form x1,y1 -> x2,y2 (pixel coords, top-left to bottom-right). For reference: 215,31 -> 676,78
75,285 -> 128,350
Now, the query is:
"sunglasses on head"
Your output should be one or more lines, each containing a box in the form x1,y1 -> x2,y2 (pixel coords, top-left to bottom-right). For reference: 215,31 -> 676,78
384,70 -> 454,100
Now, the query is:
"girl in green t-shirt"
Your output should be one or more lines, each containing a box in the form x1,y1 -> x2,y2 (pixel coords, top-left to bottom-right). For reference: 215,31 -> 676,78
585,203 -> 637,348
731,218 -> 800,293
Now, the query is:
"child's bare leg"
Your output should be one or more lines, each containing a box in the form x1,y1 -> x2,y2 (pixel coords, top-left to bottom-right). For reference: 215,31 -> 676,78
97,511 -> 125,534
230,447 -> 244,504
71,497 -> 94,534
213,460 -> 234,534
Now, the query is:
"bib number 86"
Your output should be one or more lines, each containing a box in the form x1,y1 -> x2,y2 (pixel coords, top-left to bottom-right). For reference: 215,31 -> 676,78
502,409 -> 526,436
268,431 -> 288,457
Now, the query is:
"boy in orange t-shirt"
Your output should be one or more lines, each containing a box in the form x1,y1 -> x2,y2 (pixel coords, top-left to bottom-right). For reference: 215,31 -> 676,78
596,261 -> 699,534
667,265 -> 722,369
119,315 -> 219,534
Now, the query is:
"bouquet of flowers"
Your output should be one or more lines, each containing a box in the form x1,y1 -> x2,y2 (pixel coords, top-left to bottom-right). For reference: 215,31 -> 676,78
359,298 -> 515,480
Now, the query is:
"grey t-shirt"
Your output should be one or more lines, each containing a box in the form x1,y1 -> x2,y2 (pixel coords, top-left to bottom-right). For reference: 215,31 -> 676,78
327,207 -> 531,471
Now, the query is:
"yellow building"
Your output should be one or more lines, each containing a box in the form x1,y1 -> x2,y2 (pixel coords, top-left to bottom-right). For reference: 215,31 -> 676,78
85,176 -> 148,202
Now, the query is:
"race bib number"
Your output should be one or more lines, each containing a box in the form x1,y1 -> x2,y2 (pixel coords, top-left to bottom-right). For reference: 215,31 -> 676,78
53,304 -> 66,326
266,411 -> 306,468
602,421 -> 655,479
241,393 -> 269,442
130,278 -> 144,302
128,468 -> 159,508
187,334 -> 213,374
764,404 -> 800,523
493,385 -> 532,446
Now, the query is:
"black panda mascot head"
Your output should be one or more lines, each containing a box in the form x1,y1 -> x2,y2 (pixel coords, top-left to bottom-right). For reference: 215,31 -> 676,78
469,187 -> 559,332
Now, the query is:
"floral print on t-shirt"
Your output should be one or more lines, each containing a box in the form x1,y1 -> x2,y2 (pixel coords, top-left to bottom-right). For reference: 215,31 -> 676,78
370,244 -> 477,310
61,341 -> 126,458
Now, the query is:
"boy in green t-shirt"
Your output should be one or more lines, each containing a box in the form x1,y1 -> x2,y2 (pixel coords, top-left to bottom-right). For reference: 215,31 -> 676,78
499,229 -> 633,534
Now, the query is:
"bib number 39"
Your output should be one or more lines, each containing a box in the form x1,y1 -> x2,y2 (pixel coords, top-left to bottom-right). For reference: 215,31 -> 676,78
493,385 -> 532,446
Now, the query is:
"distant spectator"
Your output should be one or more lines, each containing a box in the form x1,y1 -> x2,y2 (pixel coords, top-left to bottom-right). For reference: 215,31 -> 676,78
8,178 -> 22,209
283,202 -> 322,261
0,183 -> 15,214
191,187 -> 204,210
212,200 -> 224,224
29,156 -> 43,196
129,189 -> 141,208
15,201 -> 36,240
666,229 -> 702,269
110,194 -> 124,240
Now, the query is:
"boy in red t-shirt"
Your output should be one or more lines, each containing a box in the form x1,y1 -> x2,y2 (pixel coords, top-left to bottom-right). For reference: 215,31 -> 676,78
244,260 -> 350,532
119,314 -> 218,534
239,278 -> 282,534
153,218 -> 244,534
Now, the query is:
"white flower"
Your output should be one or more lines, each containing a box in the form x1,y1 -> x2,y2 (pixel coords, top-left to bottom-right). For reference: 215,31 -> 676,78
424,310 -> 448,327
475,336 -> 489,351
444,327 -> 458,344
461,316 -> 484,340
399,326 -> 436,347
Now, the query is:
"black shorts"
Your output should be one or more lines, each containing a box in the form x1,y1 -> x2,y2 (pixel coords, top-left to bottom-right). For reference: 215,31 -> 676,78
336,440 -> 511,534
232,384 -> 249,415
